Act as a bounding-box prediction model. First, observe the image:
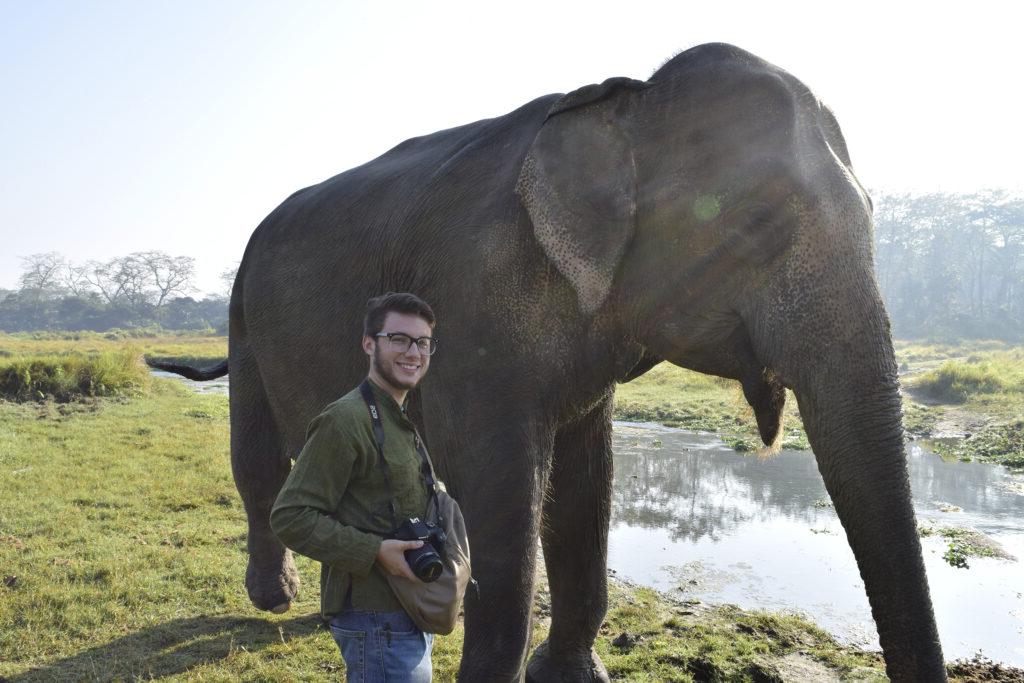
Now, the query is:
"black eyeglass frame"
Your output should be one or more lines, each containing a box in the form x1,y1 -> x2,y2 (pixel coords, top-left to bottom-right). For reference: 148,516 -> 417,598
373,332 -> 438,355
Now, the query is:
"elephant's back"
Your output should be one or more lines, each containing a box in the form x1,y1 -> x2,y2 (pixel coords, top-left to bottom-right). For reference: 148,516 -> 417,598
229,93 -> 557,429
239,92 -> 556,288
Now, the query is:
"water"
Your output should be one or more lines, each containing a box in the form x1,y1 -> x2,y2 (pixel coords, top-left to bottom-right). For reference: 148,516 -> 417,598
150,369 -> 229,395
608,422 -> 1024,665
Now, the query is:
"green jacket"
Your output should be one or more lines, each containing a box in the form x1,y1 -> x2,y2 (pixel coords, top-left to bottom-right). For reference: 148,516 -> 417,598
270,379 -> 429,616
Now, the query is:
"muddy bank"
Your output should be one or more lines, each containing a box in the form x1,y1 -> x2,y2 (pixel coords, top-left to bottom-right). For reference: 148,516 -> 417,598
534,568 -> 1024,682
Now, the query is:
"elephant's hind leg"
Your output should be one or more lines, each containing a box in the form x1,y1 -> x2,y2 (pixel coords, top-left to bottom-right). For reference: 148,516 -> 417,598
229,342 -> 299,613
527,396 -> 614,683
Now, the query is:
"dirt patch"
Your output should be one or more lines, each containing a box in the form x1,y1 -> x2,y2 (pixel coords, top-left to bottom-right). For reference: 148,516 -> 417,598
948,653 -> 1024,682
774,652 -> 843,682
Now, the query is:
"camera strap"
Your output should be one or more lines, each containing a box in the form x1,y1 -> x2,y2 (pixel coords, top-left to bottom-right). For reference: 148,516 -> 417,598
358,379 -> 442,527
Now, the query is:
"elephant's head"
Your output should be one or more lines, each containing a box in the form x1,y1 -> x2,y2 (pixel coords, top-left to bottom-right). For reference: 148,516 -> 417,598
517,43 -> 946,681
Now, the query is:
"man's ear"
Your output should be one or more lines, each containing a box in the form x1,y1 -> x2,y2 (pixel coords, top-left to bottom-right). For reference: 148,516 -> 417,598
516,77 -> 647,315
362,336 -> 374,356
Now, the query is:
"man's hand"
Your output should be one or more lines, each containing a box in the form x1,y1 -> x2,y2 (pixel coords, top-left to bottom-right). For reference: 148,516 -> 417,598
376,539 -> 423,581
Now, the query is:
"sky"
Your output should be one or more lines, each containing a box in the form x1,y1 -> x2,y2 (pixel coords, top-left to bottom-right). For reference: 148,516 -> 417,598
2,1 -> 1021,295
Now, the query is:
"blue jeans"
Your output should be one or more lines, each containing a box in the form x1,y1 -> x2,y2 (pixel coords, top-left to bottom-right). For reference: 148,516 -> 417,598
328,609 -> 433,682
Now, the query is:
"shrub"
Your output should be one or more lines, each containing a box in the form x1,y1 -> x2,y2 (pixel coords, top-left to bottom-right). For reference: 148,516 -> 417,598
912,360 -> 1008,403
0,347 -> 150,402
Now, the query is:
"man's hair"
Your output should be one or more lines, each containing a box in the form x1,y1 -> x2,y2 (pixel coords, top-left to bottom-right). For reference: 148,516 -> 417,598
363,292 -> 436,337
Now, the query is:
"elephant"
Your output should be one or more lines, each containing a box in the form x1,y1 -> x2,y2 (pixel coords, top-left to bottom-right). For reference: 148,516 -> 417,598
156,43 -> 946,681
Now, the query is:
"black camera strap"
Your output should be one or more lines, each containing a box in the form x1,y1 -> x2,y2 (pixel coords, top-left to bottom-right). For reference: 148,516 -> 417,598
358,379 -> 442,528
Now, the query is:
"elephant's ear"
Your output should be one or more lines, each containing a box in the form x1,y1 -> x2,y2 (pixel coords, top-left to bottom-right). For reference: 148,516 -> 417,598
516,77 -> 648,315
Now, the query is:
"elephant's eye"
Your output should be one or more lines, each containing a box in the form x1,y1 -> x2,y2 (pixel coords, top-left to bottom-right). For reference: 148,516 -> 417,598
722,201 -> 793,266
743,203 -> 777,232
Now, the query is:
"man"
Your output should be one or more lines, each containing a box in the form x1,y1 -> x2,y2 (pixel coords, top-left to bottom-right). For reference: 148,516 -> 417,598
271,292 -> 439,682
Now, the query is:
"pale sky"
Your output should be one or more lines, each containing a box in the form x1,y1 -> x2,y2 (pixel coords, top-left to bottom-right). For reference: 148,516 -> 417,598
2,1 -> 1021,294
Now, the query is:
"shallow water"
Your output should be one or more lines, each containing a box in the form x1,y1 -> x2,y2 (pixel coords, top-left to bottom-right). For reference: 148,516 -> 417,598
608,422 -> 1024,666
151,369 -> 229,395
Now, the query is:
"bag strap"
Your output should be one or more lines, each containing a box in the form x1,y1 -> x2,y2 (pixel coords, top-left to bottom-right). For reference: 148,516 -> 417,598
358,379 -> 442,526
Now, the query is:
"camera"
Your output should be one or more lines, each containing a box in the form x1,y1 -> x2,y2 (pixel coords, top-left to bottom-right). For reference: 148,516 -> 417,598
392,517 -> 447,582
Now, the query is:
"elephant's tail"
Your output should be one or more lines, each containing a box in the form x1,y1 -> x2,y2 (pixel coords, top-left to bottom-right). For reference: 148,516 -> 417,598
145,358 -> 229,381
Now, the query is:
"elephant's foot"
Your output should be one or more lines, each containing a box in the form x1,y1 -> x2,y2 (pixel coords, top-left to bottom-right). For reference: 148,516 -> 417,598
526,640 -> 609,683
245,551 -> 300,613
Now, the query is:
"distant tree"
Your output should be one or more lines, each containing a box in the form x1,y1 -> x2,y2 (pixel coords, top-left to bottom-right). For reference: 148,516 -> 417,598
1,250 -> 223,333
219,263 -> 239,299
135,251 -> 196,307
83,257 -> 137,305
18,252 -> 67,299
873,189 -> 1024,340
59,263 -> 93,297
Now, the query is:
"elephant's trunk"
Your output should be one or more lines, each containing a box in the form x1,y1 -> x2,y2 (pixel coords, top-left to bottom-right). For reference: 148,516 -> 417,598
783,308 -> 946,681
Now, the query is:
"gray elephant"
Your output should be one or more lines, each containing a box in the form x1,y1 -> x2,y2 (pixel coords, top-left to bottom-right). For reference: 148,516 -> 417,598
158,43 -> 945,681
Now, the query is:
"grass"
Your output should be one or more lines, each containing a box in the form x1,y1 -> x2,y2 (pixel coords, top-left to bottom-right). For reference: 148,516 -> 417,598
613,342 -> 1023,465
0,334 -> 1020,679
0,378 -> 894,681
613,363 -> 810,452
0,332 -> 226,403
911,357 -> 1021,404
931,420 -> 1024,469
593,584 -> 885,682
0,347 -> 151,402
897,343 -> 1024,467
0,331 -> 227,364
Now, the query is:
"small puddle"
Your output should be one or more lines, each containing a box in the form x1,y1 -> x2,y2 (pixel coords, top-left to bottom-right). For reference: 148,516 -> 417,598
608,422 -> 1024,666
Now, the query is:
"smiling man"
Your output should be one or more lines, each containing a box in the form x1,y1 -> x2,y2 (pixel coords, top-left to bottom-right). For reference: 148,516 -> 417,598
270,292 -> 439,682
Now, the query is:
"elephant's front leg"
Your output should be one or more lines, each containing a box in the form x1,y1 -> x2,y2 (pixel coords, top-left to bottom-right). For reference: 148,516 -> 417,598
457,423 -> 553,681
527,397 -> 613,683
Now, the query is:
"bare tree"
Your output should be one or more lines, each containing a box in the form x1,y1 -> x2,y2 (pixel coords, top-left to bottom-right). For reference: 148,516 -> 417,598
18,252 -> 67,298
219,263 -> 239,299
59,263 -> 94,297
134,251 -> 196,307
83,257 -> 141,305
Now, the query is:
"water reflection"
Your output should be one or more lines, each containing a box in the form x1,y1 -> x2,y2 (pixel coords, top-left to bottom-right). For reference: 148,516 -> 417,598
608,422 -> 1024,666
613,426 -> 831,542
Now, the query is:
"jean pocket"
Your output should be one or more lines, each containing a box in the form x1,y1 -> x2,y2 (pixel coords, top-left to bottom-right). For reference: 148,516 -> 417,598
329,625 -> 366,638
329,625 -> 366,681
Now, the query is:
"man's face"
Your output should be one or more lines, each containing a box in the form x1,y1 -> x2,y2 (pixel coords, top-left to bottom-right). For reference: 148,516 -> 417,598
362,311 -> 433,395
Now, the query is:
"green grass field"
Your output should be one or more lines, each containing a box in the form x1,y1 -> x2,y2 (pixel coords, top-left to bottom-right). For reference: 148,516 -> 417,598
0,378 -> 894,681
1,335 -> 1019,679
0,331 -> 227,365
614,340 -> 1024,467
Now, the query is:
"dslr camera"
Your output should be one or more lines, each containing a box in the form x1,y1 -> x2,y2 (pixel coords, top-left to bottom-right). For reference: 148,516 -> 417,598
392,517 -> 447,582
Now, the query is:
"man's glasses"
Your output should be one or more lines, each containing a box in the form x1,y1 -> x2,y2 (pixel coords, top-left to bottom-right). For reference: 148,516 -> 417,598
374,332 -> 438,356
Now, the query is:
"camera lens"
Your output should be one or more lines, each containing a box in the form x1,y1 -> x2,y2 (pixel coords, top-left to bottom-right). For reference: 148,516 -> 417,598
405,545 -> 443,582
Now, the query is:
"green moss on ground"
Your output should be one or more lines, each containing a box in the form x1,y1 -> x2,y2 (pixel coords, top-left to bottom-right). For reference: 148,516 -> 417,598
593,584 -> 885,682
931,420 -> 1024,469
919,525 -> 1015,569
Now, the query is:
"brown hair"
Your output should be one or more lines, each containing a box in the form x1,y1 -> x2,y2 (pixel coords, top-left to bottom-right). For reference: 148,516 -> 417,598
363,292 -> 436,337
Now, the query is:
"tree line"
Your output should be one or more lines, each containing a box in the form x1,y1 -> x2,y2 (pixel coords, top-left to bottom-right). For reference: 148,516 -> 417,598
3,189 -> 1023,339
0,251 -> 235,333
874,189 -> 1024,340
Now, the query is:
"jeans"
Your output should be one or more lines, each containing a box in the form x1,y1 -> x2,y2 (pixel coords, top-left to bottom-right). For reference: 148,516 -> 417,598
329,609 -> 433,682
